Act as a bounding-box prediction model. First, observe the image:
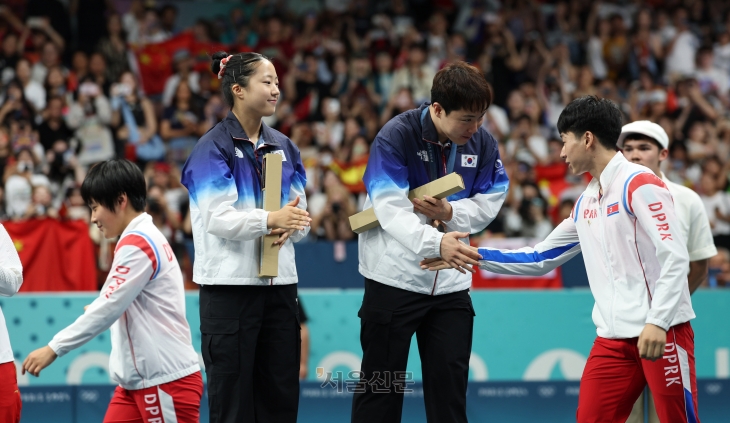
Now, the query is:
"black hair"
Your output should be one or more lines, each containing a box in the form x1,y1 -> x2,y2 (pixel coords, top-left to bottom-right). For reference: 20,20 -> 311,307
703,155 -> 723,169
697,46 -> 713,56
622,133 -> 663,150
669,140 -> 687,156
211,51 -> 270,108
431,61 -> 493,115
81,159 -> 147,212
557,96 -> 623,150
515,113 -> 532,124
159,4 -> 178,15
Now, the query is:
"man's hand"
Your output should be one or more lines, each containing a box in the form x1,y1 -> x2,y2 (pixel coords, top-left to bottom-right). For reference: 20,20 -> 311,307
637,324 -> 667,361
412,195 -> 453,222
270,228 -> 296,249
420,257 -> 451,271
267,197 -> 311,230
22,346 -> 58,377
438,232 -> 481,274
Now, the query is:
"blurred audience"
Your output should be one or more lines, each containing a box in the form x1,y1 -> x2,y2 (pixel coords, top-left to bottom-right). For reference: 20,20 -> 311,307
0,0 -> 728,290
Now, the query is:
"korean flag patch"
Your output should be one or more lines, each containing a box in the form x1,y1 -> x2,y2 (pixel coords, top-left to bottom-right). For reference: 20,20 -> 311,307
271,150 -> 287,161
461,154 -> 478,168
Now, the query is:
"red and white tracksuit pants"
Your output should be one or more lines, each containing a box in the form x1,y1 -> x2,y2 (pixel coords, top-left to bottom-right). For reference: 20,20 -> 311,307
577,322 -> 699,423
0,361 -> 21,423
103,371 -> 203,423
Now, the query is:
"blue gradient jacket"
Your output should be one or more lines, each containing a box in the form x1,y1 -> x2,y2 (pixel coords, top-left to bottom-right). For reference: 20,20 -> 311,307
181,111 -> 308,285
359,103 -> 509,295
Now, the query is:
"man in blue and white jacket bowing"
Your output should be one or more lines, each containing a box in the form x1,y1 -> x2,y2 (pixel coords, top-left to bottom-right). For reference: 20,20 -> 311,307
352,61 -> 509,423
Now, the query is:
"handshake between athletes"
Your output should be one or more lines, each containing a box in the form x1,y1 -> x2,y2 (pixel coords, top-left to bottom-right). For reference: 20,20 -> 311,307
413,194 -> 483,274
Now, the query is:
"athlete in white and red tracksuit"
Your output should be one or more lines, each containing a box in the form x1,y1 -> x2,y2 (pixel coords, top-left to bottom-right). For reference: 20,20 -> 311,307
423,97 -> 700,423
23,159 -> 202,423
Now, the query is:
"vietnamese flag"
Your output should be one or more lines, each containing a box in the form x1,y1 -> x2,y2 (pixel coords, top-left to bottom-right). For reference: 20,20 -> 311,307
3,219 -> 97,292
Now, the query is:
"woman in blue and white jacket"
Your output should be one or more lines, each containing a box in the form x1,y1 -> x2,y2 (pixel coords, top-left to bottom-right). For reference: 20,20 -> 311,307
181,52 -> 310,423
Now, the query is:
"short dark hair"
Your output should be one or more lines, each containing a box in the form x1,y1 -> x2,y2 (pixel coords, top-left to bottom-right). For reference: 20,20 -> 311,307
81,159 -> 146,212
557,96 -> 623,150
211,51 -> 269,108
431,61 -> 492,115
622,133 -> 663,150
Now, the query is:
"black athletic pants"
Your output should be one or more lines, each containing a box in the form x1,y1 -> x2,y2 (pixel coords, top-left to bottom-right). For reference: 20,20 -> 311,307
200,284 -> 300,423
351,278 -> 475,423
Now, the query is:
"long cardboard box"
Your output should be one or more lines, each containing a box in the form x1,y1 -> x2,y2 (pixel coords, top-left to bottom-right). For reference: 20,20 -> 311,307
259,153 -> 283,277
349,172 -> 465,234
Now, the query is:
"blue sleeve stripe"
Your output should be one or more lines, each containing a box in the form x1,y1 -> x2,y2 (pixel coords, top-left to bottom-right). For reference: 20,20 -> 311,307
573,194 -> 584,223
128,230 -> 162,279
477,242 -> 579,264
622,171 -> 643,217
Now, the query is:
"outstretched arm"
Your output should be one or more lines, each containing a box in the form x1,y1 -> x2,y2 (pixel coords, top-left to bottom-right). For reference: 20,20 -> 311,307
23,239 -> 156,376
422,216 -> 581,275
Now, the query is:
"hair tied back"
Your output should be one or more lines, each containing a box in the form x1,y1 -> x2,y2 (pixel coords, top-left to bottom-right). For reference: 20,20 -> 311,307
218,55 -> 234,79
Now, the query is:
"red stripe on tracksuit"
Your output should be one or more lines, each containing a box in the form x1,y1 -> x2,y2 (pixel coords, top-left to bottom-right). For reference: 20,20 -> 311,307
577,322 -> 699,423
115,234 -> 158,276
103,371 -> 203,423
627,173 -> 669,214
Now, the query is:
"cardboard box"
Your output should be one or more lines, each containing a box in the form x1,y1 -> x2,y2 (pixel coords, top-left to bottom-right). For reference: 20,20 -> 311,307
349,172 -> 465,234
259,153 -> 283,277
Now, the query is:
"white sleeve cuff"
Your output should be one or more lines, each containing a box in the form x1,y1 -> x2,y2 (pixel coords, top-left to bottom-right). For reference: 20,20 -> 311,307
645,316 -> 671,332
47,340 -> 67,358
261,211 -> 270,235
688,245 -> 718,262
432,232 -> 445,258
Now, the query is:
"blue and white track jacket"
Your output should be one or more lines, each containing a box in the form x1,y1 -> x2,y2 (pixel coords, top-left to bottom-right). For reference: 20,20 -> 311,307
181,111 -> 309,285
359,103 -> 509,295
477,153 -> 695,338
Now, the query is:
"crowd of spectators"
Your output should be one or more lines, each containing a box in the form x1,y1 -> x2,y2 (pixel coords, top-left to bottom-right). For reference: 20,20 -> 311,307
0,0 -> 729,287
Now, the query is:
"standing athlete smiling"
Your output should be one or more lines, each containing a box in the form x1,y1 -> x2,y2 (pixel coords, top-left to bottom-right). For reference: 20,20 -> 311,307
181,52 -> 310,423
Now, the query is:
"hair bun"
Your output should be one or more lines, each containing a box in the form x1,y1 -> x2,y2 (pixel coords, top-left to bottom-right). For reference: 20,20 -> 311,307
211,51 -> 229,75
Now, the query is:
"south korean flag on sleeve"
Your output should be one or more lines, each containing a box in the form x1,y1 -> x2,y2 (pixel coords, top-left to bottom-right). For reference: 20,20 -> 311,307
462,154 -> 478,168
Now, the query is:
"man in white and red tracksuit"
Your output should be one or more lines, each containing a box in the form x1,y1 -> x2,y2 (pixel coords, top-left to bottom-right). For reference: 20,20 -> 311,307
423,96 -> 700,423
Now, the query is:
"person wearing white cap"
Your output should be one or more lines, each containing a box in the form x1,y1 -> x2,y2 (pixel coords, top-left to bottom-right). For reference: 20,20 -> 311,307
619,120 -> 717,423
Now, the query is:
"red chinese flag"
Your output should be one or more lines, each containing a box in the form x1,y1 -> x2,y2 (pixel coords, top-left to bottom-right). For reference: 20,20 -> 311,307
3,219 -> 97,292
134,32 -> 195,95
191,40 -> 234,73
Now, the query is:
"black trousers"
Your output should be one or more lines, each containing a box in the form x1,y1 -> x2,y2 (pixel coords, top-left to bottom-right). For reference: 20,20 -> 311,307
351,278 -> 475,423
200,284 -> 300,423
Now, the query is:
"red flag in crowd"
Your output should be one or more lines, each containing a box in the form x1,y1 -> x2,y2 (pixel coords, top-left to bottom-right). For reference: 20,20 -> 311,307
135,32 -> 194,95
3,219 -> 97,292
134,31 -> 244,96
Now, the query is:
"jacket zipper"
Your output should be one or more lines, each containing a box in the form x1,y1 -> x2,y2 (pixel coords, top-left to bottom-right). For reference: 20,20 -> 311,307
597,190 -> 617,337
430,142 -> 451,296
236,138 -> 277,286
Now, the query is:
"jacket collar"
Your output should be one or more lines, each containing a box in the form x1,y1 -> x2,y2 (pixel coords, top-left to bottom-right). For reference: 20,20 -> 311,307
587,151 -> 627,194
418,102 -> 441,145
222,111 -> 280,147
121,213 -> 152,237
